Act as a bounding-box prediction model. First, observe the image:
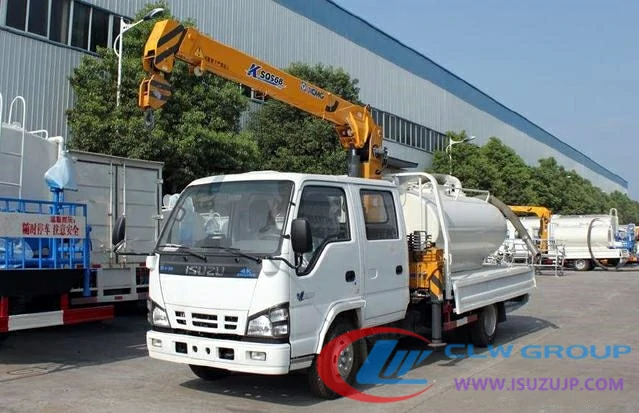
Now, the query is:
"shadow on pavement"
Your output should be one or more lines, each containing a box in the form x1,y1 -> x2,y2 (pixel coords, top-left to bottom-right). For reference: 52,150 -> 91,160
180,371 -> 322,407
0,311 -> 148,383
178,314 -> 557,406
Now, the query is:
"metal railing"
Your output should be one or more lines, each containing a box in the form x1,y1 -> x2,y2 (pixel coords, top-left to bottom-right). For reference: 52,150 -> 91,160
0,197 -> 92,296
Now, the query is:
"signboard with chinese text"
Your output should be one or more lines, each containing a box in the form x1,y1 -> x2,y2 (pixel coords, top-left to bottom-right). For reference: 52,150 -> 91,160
0,212 -> 86,238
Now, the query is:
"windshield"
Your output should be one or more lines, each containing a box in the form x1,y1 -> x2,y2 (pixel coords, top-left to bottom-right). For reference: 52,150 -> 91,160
158,180 -> 294,255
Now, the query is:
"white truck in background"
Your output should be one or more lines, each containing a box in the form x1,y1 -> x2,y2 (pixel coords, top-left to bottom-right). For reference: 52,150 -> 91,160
0,93 -> 163,335
64,150 -> 164,305
498,209 -> 631,271
548,210 -> 630,270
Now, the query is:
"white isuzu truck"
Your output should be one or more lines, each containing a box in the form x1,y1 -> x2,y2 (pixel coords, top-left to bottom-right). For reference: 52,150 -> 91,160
119,18 -> 538,399
113,171 -> 536,398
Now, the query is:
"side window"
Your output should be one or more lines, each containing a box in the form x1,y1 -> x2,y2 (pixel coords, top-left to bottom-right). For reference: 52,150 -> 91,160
297,186 -> 350,268
360,190 -> 399,240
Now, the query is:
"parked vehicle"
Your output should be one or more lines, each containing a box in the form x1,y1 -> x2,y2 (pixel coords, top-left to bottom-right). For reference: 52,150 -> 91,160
496,204 -> 630,271
549,210 -> 629,270
111,19 -> 538,399
0,93 -> 163,336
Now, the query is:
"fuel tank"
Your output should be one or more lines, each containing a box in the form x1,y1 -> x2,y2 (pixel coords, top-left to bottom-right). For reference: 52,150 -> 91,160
399,186 -> 507,273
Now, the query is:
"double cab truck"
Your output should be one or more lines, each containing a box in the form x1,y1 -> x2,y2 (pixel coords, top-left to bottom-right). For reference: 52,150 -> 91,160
115,19 -> 538,398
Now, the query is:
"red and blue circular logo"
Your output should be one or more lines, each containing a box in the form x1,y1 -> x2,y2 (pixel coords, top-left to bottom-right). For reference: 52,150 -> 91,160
317,326 -> 435,403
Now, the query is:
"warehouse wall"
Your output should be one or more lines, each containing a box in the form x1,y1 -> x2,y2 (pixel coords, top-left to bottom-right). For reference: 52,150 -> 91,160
0,0 -> 627,194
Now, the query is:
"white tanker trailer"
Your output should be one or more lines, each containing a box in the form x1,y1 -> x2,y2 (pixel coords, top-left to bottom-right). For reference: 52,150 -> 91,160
495,208 -> 629,271
549,210 -> 629,270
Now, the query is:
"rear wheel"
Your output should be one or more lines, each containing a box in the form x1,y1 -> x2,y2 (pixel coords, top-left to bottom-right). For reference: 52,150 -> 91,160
574,259 -> 592,271
307,319 -> 363,399
470,304 -> 498,347
189,364 -> 230,381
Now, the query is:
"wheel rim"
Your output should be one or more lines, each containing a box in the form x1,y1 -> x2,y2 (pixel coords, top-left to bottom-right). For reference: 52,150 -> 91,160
575,260 -> 587,270
484,305 -> 497,337
336,340 -> 355,378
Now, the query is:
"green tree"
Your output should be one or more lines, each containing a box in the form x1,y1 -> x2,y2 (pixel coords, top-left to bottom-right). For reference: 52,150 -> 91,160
430,131 -> 639,221
431,133 -> 531,204
430,131 -> 494,190
246,62 -> 361,175
607,191 -> 639,224
478,138 -> 538,204
66,1 -> 258,193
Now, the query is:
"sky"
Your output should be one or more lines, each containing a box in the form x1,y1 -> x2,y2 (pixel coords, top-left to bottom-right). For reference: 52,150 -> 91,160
332,0 -> 639,200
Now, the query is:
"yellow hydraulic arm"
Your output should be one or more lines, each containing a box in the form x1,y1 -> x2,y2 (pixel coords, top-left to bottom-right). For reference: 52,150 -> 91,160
138,19 -> 388,179
509,205 -> 552,252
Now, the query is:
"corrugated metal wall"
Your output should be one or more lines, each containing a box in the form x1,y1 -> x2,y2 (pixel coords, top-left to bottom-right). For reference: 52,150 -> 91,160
0,30 -> 84,136
0,0 -> 627,193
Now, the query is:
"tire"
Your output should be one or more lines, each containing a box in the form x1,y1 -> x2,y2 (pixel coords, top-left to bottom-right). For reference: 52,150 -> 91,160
189,364 -> 230,381
470,304 -> 498,347
307,319 -> 363,399
574,259 -> 592,271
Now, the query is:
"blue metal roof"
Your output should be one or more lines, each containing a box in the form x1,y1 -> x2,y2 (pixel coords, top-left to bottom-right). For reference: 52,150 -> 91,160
274,0 -> 628,189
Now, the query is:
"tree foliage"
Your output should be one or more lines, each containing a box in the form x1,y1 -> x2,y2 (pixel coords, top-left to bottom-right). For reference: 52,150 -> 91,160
65,2 -> 638,224
431,132 -> 639,223
66,1 -> 258,193
246,62 -> 361,175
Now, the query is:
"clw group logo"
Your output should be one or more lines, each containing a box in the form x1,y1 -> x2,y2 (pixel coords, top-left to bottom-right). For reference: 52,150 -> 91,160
317,327 -> 434,403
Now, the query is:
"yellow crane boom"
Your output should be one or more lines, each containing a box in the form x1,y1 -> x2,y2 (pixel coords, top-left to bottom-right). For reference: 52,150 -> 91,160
138,19 -> 387,179
509,205 -> 552,252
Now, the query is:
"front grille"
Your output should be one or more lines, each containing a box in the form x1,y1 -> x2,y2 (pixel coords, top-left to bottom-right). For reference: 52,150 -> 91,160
172,309 -> 240,333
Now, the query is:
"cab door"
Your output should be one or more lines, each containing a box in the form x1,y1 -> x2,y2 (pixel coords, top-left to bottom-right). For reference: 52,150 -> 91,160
288,183 -> 363,358
354,186 -> 409,325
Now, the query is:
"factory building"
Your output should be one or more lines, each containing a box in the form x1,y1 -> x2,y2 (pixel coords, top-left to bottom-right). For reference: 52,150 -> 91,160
0,0 -> 628,193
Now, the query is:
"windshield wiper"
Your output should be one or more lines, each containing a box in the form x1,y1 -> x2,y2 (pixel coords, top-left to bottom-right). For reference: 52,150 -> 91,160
155,243 -> 207,262
201,246 -> 262,264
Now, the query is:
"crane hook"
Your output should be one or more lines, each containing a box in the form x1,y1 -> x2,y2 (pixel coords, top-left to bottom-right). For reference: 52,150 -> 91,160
144,108 -> 155,129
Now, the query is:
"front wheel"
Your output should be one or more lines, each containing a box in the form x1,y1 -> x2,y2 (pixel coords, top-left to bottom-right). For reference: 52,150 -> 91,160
189,364 -> 230,381
307,319 -> 364,399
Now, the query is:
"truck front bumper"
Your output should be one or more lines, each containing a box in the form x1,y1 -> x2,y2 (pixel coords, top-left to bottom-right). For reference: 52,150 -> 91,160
146,330 -> 291,375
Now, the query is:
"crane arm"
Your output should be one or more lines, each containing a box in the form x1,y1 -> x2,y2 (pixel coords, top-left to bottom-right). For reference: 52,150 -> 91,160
138,19 -> 387,179
509,205 -> 552,252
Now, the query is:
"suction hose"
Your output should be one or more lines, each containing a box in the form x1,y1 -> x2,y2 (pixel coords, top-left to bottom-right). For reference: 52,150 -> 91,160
488,195 -> 541,263
587,218 -> 622,271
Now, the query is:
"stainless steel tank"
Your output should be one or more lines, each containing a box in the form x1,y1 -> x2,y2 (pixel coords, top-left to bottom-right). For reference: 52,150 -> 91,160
549,214 -> 617,248
400,186 -> 507,273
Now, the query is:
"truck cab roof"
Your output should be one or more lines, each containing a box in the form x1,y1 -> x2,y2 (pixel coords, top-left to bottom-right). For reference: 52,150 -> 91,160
187,171 -> 399,189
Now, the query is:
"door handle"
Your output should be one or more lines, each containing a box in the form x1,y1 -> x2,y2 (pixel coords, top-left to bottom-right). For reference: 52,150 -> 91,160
396,265 -> 403,275
345,270 -> 356,282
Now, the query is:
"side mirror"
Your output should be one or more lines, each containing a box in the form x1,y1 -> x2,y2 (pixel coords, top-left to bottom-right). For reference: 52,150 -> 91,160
112,215 -> 126,253
291,218 -> 312,254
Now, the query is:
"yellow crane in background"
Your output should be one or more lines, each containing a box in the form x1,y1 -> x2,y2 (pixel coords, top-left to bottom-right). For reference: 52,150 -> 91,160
509,205 -> 552,252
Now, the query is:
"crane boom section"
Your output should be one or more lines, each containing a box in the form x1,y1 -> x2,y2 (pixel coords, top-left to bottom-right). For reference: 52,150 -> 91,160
509,205 -> 552,252
138,19 -> 386,179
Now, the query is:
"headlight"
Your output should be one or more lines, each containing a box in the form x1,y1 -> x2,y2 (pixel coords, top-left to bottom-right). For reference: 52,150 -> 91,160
150,302 -> 170,328
246,303 -> 289,338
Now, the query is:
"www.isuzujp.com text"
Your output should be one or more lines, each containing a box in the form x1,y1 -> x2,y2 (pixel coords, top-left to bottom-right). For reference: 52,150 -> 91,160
454,377 -> 624,392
